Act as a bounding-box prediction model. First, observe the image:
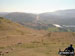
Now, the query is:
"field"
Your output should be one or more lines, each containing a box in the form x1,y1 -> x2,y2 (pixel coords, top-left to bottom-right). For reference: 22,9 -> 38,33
0,32 -> 75,56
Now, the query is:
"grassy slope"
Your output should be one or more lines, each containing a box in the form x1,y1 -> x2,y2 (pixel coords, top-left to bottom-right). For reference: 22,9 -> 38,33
0,17 -> 75,56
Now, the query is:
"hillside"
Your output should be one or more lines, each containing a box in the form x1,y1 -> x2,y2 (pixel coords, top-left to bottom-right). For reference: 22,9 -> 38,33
0,9 -> 75,25
0,17 -> 35,35
4,12 -> 36,23
0,17 -> 75,56
0,9 -> 75,31
0,17 -> 44,46
0,12 -> 8,17
0,17 -> 45,46
39,9 -> 75,25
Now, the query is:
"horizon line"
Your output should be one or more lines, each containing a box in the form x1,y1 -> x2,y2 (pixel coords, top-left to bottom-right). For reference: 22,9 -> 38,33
0,9 -> 75,14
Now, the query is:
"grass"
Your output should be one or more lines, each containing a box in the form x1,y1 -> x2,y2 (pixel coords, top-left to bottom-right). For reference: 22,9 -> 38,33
0,17 -> 75,56
0,47 -> 5,49
2,38 -> 72,56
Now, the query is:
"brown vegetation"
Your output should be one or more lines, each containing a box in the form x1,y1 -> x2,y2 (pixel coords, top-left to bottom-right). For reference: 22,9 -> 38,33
0,17 -> 75,56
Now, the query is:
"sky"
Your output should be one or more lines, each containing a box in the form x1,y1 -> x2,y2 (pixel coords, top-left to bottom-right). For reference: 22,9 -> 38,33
0,0 -> 75,14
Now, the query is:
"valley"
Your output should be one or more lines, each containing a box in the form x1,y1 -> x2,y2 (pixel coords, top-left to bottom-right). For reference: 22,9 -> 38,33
0,9 -> 75,32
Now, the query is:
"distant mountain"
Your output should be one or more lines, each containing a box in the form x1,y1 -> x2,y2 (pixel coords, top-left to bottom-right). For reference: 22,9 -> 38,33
0,9 -> 75,25
4,12 -> 36,23
0,9 -> 75,31
39,9 -> 75,25
55,9 -> 75,14
0,12 -> 9,17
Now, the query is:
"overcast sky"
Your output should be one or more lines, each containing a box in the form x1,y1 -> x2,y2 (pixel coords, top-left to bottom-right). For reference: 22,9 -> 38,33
0,0 -> 75,13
